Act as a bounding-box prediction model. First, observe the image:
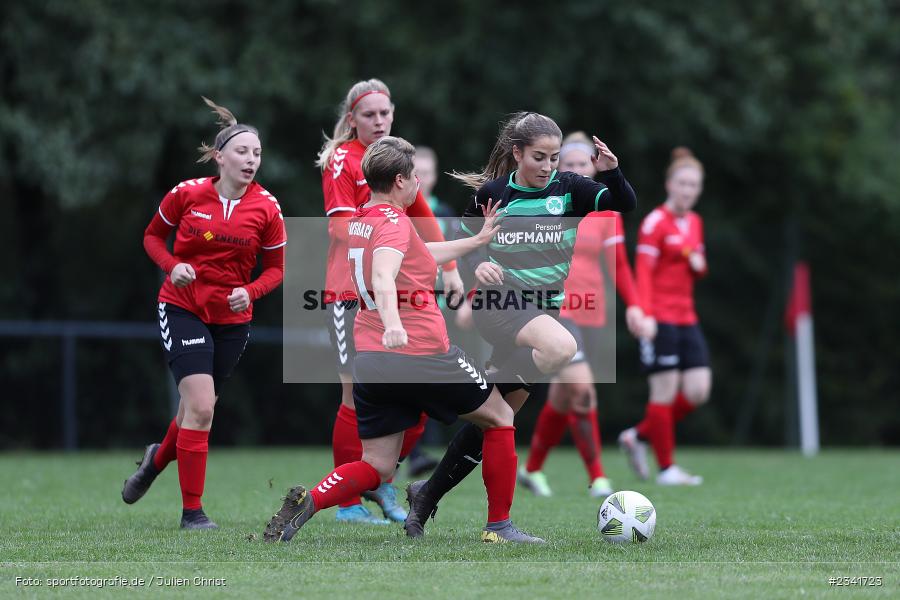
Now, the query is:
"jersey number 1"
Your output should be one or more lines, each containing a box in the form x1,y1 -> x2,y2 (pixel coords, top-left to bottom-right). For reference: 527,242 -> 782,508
348,248 -> 377,310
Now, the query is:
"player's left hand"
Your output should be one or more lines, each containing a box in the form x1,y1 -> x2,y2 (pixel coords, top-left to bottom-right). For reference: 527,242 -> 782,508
591,136 -> 618,171
228,287 -> 251,312
442,268 -> 465,306
688,251 -> 706,273
625,305 -> 645,339
382,326 -> 408,349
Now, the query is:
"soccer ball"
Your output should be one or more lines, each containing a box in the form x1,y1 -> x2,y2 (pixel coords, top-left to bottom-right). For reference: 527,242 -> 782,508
597,490 -> 656,543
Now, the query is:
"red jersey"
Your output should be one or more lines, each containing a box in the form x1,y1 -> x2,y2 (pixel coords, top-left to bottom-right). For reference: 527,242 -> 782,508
561,211 -> 640,327
151,177 -> 286,324
349,203 -> 450,356
323,139 -> 452,302
635,204 -> 707,325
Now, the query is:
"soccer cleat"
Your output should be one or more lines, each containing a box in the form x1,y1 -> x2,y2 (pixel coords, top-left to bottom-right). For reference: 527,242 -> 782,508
403,480 -> 438,538
122,443 -> 161,504
481,519 -> 546,544
656,464 -> 703,486
588,476 -> 614,498
362,482 -> 408,522
180,508 -> 219,530
516,466 -> 552,497
263,485 -> 316,542
618,427 -> 650,480
335,503 -> 390,525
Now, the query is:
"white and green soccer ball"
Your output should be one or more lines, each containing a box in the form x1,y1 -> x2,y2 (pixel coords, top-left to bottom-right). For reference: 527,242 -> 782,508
597,490 -> 656,543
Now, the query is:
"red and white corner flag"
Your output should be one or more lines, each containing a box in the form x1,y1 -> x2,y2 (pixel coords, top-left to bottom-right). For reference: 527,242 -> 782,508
785,262 -> 819,456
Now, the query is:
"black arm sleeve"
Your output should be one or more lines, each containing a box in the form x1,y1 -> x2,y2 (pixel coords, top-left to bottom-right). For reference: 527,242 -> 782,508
458,186 -> 491,277
596,167 -> 637,213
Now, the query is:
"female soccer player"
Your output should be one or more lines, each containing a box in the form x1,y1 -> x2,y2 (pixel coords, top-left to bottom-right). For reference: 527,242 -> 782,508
405,112 -> 636,538
618,147 -> 710,486
517,132 -> 645,499
318,79 -> 465,524
122,98 -> 286,529
264,137 -> 542,544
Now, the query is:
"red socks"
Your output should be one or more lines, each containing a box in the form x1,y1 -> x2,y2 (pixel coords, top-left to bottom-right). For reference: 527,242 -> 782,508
176,428 -> 209,510
332,404 -> 363,507
153,417 -> 179,472
399,413 -> 428,460
525,402 -> 568,473
569,409 -> 604,480
482,426 -> 517,523
309,460 -> 381,511
672,392 -> 697,422
636,403 -> 674,470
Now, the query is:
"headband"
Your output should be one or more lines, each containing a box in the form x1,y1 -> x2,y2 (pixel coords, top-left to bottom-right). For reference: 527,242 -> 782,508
560,142 -> 596,160
217,129 -> 252,151
350,90 -> 390,111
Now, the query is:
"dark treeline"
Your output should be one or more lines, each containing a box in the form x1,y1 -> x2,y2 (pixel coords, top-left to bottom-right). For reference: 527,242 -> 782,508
2,0 -> 898,448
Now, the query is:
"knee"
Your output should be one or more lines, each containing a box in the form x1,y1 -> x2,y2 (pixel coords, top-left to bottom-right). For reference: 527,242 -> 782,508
684,385 -> 711,406
541,338 -> 577,373
569,384 -> 595,414
187,403 -> 215,429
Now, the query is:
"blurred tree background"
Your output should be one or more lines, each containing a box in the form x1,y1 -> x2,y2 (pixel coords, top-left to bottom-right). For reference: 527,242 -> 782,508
2,0 -> 898,448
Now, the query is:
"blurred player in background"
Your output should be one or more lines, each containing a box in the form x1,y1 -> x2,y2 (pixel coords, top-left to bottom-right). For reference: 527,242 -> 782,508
517,132 -> 646,499
123,98 -> 286,529
265,137 -> 543,544
405,112 -> 637,538
317,79 -> 465,524
618,147 -> 710,486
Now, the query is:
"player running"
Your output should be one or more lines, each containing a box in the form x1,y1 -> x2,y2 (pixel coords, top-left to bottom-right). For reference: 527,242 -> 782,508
517,132 -> 646,499
123,98 -> 286,529
405,112 -> 636,538
264,137 -> 542,544
318,79 -> 465,524
618,147 -> 711,486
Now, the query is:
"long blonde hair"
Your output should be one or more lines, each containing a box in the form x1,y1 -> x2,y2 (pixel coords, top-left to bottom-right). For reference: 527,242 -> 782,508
316,79 -> 393,171
196,97 -> 259,163
451,112 -> 562,189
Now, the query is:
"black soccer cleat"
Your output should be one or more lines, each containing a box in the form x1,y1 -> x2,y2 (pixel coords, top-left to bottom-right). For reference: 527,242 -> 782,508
403,480 -> 438,538
122,443 -> 161,504
263,485 -> 316,543
180,508 -> 219,530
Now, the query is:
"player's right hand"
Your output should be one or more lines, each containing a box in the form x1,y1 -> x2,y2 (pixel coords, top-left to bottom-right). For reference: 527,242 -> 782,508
382,326 -> 408,349
640,316 -> 658,341
171,263 -> 196,288
475,261 -> 503,286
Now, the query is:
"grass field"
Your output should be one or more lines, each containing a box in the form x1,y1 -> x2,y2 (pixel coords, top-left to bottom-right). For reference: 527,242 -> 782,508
1,447 -> 898,598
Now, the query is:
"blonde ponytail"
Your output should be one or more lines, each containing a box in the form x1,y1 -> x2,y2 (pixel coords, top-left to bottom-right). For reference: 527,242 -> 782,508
196,97 -> 259,163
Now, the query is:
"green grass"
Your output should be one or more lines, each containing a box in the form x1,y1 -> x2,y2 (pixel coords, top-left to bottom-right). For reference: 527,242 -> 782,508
1,447 -> 898,598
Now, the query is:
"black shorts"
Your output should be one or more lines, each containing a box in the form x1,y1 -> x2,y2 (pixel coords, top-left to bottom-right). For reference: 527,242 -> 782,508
352,345 -> 493,439
559,317 -> 606,366
326,300 -> 358,374
157,302 -> 250,393
639,323 -> 710,374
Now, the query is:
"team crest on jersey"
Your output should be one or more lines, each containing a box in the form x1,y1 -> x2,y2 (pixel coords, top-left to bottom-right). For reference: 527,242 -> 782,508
545,196 -> 564,215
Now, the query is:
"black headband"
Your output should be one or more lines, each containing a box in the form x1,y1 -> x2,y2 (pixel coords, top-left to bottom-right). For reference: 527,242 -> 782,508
217,129 -> 252,151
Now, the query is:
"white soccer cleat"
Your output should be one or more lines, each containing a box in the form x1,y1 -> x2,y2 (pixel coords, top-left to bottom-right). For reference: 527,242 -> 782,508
617,428 -> 649,480
517,466 -> 552,497
656,464 -> 703,486
588,477 -> 614,498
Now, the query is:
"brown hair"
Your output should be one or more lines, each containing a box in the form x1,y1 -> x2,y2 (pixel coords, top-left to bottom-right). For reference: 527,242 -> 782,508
196,97 -> 259,163
361,136 -> 416,194
316,79 -> 393,171
666,146 -> 704,180
452,112 -> 562,189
